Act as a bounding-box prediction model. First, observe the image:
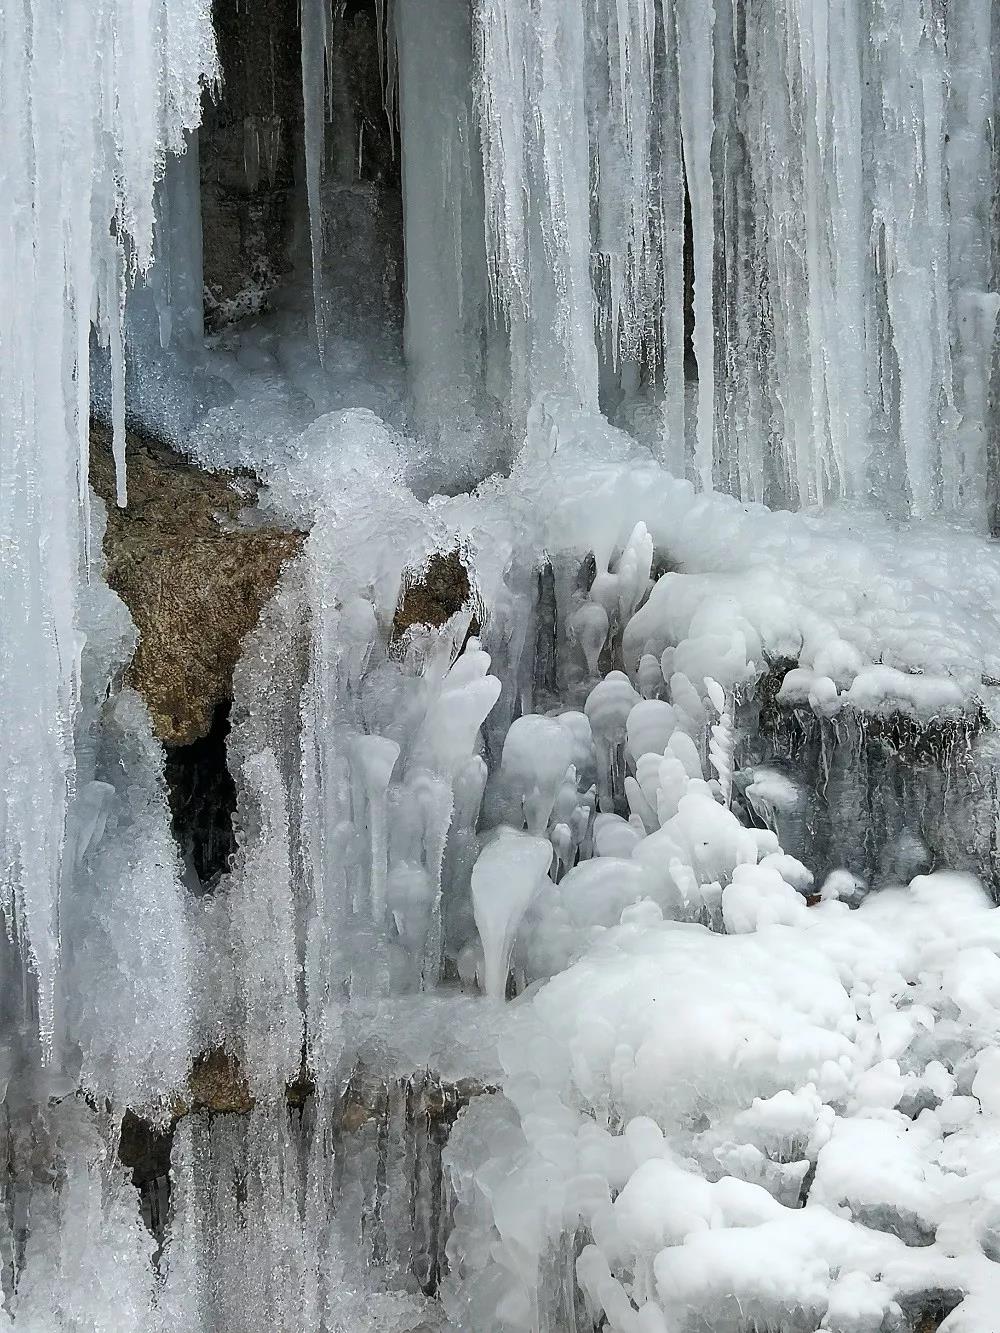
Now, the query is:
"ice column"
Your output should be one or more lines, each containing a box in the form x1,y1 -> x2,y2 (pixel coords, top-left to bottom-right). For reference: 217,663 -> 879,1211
476,0 -> 599,424
945,0 -> 999,521
396,0 -> 491,455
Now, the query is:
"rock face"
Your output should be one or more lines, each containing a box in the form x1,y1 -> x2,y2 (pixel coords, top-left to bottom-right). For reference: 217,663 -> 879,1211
186,1047 -> 256,1114
740,667 -> 999,897
199,0 -> 300,328
120,1047 -> 492,1270
393,550 -> 475,641
199,0 -> 400,330
91,422 -> 304,746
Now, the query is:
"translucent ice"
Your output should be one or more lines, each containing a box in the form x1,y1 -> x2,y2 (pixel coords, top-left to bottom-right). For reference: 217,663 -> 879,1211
471,829 -> 552,999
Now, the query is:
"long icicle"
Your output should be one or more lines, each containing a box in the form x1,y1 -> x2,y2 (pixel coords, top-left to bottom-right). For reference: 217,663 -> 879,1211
301,0 -> 329,359
674,0 -> 716,492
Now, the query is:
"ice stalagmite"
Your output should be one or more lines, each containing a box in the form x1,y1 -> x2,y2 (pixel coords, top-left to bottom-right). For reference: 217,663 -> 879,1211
0,0 -> 215,1054
471,829 -> 552,999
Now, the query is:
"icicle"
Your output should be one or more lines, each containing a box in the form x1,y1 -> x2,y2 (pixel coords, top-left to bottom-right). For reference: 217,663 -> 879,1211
108,256 -> 128,508
301,0 -> 329,357
824,0 -> 868,502
375,0 -> 399,151
395,0 -> 489,457
588,0 -> 658,361
476,0 -> 599,423
674,0 -> 716,493
945,0 -> 999,521
352,734 -> 401,926
658,0 -> 686,475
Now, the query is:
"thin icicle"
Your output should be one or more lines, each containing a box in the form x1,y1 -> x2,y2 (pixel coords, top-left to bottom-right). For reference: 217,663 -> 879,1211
301,0 -> 329,358
108,258 -> 129,508
658,0 -> 686,475
674,0 -> 716,492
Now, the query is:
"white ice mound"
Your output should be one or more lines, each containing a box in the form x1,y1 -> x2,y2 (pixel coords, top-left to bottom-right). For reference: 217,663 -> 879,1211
471,828 -> 553,999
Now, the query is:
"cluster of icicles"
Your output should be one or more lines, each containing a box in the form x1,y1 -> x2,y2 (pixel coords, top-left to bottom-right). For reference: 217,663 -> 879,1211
0,0 -> 217,1058
370,0 -> 1000,516
464,518 -> 787,999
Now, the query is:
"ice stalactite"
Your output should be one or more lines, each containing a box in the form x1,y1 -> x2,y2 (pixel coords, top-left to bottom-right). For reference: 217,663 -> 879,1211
674,0 -> 716,493
0,0 -> 215,1056
61,689 -> 194,1115
716,0 -> 996,514
945,0 -> 1000,521
301,0 -> 331,356
395,0 -> 495,479
657,8 -> 687,476
587,0 -> 658,366
228,411 -> 505,1080
147,134 -> 207,352
375,0 -> 399,149
476,0 -> 599,427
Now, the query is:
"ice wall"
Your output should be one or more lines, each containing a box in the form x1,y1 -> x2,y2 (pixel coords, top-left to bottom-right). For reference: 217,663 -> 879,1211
129,0 -> 1000,523
0,0 -> 216,1054
458,0 -> 999,518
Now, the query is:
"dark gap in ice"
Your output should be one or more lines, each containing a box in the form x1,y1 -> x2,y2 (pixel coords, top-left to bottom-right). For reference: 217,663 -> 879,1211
164,700 -> 238,891
118,1110 -> 175,1243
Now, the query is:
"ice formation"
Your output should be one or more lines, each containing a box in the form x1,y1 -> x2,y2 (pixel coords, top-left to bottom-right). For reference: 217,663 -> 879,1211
0,0 -> 215,1057
7,0 -> 1000,1330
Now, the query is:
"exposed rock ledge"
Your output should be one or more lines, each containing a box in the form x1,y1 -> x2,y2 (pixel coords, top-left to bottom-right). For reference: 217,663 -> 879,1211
91,422 -> 476,746
90,422 -> 305,746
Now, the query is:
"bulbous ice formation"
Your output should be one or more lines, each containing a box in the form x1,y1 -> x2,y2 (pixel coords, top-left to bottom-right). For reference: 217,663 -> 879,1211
569,601 -> 610,676
471,828 -> 553,999
486,714 -> 575,834
585,671 -> 640,811
411,640 -> 502,778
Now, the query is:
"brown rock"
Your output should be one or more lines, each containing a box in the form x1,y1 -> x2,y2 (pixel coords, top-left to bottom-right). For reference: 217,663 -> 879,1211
187,1047 -> 255,1115
91,422 -> 304,745
392,549 -> 476,642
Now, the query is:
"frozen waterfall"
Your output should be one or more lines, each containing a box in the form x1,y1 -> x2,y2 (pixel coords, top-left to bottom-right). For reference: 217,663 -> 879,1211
5,0 -> 1000,1330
